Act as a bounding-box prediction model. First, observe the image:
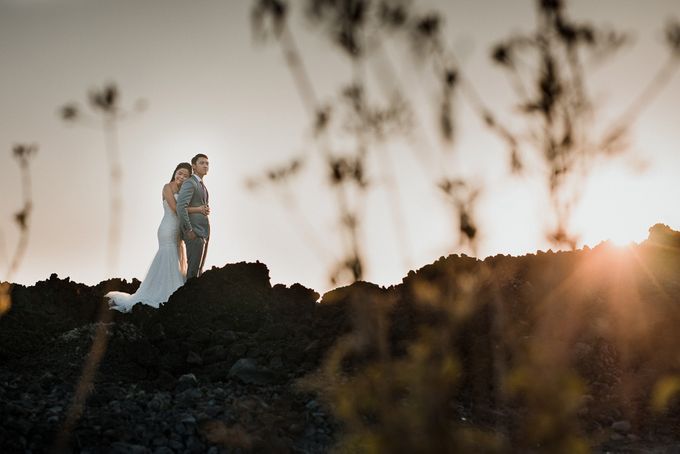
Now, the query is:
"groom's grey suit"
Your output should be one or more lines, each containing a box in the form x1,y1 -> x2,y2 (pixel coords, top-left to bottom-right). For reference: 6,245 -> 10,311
177,175 -> 210,278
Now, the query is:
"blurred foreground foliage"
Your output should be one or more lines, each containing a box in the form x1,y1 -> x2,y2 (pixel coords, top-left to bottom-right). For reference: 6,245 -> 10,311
299,226 -> 680,452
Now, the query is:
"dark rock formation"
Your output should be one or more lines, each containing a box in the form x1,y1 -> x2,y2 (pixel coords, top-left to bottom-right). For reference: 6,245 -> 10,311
3,226 -> 680,452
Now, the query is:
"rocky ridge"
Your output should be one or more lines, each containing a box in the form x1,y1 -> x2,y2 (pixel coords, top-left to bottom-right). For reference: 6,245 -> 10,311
2,224 -> 680,452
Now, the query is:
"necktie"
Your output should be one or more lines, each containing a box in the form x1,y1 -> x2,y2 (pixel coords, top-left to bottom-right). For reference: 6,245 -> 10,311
200,180 -> 209,205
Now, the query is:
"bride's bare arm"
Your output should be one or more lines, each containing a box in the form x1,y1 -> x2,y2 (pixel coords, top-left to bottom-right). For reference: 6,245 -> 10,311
162,184 -> 178,212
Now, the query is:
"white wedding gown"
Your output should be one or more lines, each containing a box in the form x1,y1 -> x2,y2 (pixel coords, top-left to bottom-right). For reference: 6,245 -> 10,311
106,194 -> 187,312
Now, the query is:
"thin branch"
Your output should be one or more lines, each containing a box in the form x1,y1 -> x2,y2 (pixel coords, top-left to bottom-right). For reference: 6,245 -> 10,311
603,56 -> 680,149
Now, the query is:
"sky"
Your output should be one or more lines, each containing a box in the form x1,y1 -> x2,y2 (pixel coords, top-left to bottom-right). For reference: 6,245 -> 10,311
1,0 -> 679,294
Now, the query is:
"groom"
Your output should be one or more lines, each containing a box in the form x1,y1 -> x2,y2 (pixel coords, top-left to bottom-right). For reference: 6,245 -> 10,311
177,153 -> 210,279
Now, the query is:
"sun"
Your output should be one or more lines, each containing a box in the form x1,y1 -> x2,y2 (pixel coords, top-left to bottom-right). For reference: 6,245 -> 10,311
607,230 -> 639,247
570,165 -> 655,249
575,212 -> 648,249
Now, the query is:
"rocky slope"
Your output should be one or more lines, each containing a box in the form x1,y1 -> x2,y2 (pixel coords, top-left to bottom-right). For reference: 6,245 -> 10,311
2,224 -> 680,453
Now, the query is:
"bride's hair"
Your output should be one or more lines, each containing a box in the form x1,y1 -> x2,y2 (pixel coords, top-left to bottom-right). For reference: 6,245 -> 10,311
171,162 -> 192,182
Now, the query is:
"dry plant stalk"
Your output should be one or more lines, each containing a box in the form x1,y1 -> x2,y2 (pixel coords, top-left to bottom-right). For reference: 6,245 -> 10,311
0,143 -> 38,317
60,83 -> 146,276
487,1 -> 680,247
250,0 -> 481,287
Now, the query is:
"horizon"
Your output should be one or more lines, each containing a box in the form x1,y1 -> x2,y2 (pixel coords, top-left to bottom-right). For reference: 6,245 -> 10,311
13,221 -> 674,294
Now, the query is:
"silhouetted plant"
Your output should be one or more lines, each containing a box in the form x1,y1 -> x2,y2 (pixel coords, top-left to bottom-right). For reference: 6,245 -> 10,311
59,82 -> 146,276
487,2 -> 680,248
250,0 -> 479,287
438,178 -> 480,253
0,143 -> 38,318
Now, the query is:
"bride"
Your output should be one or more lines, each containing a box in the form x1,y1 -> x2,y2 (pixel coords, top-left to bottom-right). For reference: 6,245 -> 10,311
106,162 -> 210,312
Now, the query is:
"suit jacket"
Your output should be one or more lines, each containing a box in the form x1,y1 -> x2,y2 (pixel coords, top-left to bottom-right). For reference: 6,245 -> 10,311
177,175 -> 210,240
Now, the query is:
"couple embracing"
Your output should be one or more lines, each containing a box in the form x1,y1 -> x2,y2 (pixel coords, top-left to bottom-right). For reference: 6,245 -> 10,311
106,154 -> 211,312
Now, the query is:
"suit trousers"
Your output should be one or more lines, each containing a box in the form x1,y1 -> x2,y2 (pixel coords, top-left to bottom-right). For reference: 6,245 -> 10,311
186,236 -> 208,279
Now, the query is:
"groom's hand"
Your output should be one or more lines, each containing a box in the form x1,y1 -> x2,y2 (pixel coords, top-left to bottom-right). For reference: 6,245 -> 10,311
187,230 -> 197,240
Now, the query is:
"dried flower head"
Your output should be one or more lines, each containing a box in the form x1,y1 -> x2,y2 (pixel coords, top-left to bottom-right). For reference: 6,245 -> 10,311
88,83 -> 119,113
60,103 -> 79,121
666,19 -> 680,57
252,0 -> 288,41
12,143 -> 38,162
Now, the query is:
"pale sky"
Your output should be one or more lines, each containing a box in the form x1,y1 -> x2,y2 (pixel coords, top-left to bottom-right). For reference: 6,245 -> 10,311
1,0 -> 679,293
